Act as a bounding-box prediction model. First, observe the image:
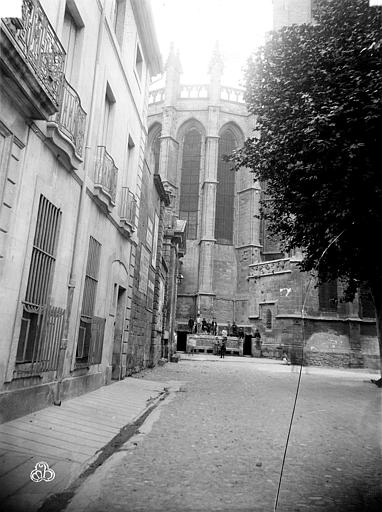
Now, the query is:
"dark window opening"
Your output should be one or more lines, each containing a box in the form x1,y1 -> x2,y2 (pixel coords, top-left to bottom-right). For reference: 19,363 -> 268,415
359,285 -> 375,319
215,129 -> 236,244
266,309 -> 272,330
179,128 -> 202,240
319,280 -> 338,312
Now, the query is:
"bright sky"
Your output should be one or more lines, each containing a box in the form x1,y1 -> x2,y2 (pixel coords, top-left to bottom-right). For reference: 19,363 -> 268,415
150,0 -> 273,87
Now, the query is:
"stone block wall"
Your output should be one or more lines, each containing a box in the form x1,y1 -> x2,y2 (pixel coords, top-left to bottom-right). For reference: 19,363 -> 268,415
213,244 -> 237,297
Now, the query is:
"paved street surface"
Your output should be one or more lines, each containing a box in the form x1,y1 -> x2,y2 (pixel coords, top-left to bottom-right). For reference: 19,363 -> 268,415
0,378 -> 177,512
63,356 -> 382,512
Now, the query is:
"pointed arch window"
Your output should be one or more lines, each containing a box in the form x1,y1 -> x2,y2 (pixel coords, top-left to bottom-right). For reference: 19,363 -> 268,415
179,128 -> 202,239
215,129 -> 236,244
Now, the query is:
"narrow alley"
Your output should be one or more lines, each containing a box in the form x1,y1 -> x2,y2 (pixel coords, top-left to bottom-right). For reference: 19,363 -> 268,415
59,358 -> 381,512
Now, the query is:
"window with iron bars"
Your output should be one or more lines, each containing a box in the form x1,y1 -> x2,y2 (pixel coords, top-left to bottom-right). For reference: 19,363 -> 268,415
76,236 -> 105,365
179,128 -> 202,240
16,195 -> 63,370
215,129 -> 236,244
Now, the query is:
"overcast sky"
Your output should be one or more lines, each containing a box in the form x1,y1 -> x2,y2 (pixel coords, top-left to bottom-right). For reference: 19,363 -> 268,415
150,0 -> 273,87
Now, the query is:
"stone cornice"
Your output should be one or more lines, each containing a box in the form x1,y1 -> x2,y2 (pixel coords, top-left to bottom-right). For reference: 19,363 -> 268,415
153,173 -> 170,206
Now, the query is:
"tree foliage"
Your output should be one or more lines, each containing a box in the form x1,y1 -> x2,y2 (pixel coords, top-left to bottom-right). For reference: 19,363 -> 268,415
232,0 -> 382,298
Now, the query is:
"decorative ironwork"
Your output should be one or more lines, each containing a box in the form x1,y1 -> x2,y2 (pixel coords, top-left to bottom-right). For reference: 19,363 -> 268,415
2,0 -> 65,107
94,146 -> 118,203
53,78 -> 86,157
119,187 -> 137,228
16,303 -> 65,374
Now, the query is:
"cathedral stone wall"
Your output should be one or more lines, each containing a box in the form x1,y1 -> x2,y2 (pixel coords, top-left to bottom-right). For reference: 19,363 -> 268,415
147,43 -> 379,370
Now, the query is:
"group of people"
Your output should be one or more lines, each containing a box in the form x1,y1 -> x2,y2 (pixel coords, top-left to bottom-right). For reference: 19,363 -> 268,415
188,317 -> 249,339
188,316 -> 217,335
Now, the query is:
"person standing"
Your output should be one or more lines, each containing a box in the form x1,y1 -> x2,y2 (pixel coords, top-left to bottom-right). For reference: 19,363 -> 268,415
188,317 -> 194,333
220,327 -> 227,358
196,313 -> 201,333
211,319 -> 217,336
254,328 -> 262,356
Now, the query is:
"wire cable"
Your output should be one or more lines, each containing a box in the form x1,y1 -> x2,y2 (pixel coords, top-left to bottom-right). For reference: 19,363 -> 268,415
273,230 -> 345,511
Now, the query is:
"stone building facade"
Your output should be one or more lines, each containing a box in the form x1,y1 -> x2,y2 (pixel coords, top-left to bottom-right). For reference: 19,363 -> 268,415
148,34 -> 379,368
0,0 -> 175,422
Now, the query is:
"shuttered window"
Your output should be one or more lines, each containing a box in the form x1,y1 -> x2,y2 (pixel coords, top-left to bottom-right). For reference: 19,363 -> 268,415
76,237 -> 104,364
81,236 -> 101,319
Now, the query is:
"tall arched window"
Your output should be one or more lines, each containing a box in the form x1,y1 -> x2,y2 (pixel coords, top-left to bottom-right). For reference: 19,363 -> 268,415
179,128 -> 202,239
215,129 -> 236,244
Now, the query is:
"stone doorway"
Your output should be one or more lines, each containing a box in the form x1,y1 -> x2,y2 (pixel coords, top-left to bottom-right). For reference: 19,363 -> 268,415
112,285 -> 126,379
177,331 -> 188,352
243,335 -> 252,356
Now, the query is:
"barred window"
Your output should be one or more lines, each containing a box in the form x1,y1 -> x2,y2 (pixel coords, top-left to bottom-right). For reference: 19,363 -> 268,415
24,196 -> 61,307
215,129 -> 236,244
319,280 -> 338,312
77,237 -> 104,364
179,128 -> 201,240
17,195 -> 62,364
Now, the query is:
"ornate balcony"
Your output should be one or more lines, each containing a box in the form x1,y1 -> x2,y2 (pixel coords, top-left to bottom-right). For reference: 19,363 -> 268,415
0,0 -> 65,119
119,187 -> 137,236
46,78 -> 87,169
94,146 -> 118,212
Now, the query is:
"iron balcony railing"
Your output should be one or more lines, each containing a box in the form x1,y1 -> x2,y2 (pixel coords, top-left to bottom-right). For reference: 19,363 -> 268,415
53,78 -> 87,157
94,146 -> 118,203
2,0 -> 65,108
119,187 -> 137,228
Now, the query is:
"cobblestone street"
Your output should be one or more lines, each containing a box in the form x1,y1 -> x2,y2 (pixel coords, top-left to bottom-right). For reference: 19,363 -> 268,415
64,358 -> 382,512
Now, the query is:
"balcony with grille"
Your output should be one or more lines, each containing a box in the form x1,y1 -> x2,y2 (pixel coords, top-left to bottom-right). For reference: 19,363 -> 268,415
118,187 -> 137,237
94,146 -> 118,212
0,0 -> 65,120
46,77 -> 87,169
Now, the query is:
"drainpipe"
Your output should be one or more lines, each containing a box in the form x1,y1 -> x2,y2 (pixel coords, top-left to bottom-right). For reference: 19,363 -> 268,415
54,6 -> 105,405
